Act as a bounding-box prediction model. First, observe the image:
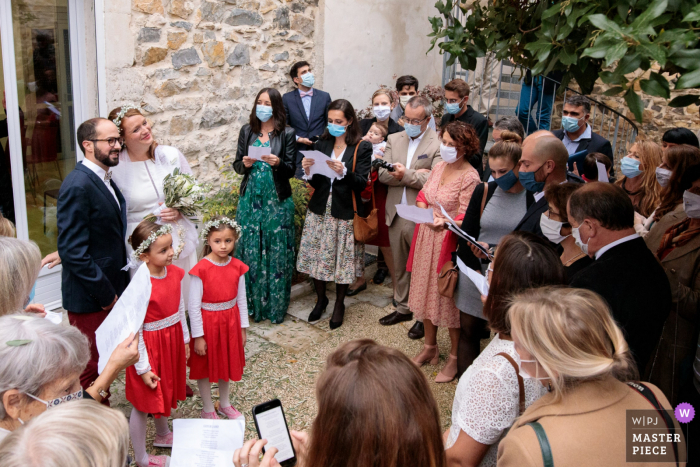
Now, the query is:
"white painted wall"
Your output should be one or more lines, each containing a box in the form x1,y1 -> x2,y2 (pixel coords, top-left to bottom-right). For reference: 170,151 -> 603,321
322,0 -> 443,111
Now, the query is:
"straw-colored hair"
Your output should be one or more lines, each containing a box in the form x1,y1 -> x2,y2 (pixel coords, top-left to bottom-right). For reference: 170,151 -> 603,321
0,237 -> 41,316
107,106 -> 158,160
615,141 -> 662,218
371,88 -> 395,106
0,213 -> 16,237
488,130 -> 522,166
0,399 -> 129,467
508,287 -> 637,403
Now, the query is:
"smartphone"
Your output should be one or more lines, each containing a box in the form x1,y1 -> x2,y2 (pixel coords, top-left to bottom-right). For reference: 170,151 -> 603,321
252,399 -> 297,467
309,135 -> 320,143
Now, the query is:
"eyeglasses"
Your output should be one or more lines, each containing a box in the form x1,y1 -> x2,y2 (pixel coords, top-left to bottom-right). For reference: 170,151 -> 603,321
90,137 -> 124,148
404,116 -> 428,126
491,137 -> 502,144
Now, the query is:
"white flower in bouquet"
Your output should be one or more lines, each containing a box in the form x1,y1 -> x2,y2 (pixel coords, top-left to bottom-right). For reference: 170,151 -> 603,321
144,168 -> 211,222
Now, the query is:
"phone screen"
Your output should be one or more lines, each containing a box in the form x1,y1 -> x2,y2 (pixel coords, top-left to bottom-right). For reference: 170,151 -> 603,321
255,406 -> 295,462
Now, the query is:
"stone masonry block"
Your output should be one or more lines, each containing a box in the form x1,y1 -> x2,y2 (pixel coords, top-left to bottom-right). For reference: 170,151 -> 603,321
172,47 -> 202,69
133,0 -> 164,14
143,47 -> 168,66
167,32 -> 187,50
138,27 -> 161,43
226,43 -> 250,66
224,8 -> 263,26
202,41 -> 225,67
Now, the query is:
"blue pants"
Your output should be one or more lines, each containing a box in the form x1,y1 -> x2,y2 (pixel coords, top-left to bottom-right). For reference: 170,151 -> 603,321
516,76 -> 555,135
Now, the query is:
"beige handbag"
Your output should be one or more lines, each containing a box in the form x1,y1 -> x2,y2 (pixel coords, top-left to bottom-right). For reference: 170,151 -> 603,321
351,144 -> 378,243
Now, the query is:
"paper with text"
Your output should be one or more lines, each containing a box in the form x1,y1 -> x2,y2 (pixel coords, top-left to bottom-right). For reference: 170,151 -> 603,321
596,161 -> 609,182
439,203 -> 493,260
395,204 -> 434,224
248,145 -> 272,161
301,150 -> 342,180
171,418 -> 245,467
95,263 -> 151,374
456,257 -> 489,296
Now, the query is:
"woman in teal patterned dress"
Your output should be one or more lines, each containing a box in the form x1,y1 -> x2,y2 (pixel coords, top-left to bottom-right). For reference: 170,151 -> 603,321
233,88 -> 297,323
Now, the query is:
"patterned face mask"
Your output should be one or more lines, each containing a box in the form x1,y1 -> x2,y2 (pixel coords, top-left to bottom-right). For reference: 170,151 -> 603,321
26,388 -> 83,409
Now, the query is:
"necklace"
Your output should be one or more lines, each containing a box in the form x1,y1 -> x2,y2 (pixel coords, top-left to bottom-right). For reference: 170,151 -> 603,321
562,250 -> 586,266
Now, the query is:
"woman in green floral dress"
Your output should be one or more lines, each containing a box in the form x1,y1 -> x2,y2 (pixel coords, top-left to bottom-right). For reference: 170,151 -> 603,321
233,88 -> 298,323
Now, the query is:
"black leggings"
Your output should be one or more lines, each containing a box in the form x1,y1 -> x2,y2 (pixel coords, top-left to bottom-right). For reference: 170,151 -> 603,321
457,312 -> 488,378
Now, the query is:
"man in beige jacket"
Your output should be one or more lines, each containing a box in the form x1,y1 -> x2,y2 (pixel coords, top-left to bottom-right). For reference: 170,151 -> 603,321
377,96 -> 442,339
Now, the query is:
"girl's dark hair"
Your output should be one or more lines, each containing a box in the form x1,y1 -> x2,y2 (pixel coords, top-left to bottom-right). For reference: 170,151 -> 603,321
319,99 -> 362,146
249,88 -> 286,136
306,340 -> 446,467
483,231 -> 566,335
655,144 -> 700,221
581,152 -> 612,181
662,128 -> 699,148
128,220 -> 164,254
201,216 -> 241,258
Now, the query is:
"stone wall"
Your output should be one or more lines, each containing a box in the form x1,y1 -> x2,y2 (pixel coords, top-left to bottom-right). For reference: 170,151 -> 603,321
104,0 -> 320,183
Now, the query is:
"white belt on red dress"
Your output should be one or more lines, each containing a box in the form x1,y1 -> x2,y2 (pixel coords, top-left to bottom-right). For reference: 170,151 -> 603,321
201,297 -> 237,311
143,312 -> 180,331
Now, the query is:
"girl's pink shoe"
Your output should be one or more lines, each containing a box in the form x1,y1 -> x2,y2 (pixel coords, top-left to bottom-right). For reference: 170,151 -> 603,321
153,431 -> 173,448
218,405 -> 243,420
201,410 -> 219,419
148,455 -> 170,466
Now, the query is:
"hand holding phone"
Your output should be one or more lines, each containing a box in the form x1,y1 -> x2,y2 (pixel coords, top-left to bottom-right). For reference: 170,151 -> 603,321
251,399 -> 297,466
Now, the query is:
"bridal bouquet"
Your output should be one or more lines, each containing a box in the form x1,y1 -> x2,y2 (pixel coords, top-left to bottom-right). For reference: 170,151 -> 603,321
144,168 -> 211,222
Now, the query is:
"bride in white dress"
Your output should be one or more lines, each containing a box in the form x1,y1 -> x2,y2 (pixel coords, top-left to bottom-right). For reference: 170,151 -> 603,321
108,105 -> 199,299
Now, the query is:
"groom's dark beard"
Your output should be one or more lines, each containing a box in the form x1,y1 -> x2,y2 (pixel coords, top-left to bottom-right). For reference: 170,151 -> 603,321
95,145 -> 120,167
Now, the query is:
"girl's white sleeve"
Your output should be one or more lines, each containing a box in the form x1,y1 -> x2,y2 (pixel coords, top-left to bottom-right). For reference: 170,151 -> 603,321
134,327 -> 151,375
179,290 -> 190,344
188,275 -> 204,338
238,275 -> 249,328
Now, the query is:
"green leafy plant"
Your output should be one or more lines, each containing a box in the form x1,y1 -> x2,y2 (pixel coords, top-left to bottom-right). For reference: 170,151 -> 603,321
428,0 -> 700,122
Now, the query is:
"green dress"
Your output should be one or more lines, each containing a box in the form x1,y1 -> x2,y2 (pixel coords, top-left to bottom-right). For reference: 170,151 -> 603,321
235,139 -> 295,323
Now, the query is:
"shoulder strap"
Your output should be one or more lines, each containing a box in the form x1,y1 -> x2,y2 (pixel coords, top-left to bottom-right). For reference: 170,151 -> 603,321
496,352 -> 525,415
627,382 -> 679,467
479,182 -> 489,218
350,144 -> 373,213
527,422 -> 555,467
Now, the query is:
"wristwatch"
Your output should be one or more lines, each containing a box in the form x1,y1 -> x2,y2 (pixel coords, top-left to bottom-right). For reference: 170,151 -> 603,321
89,381 -> 109,399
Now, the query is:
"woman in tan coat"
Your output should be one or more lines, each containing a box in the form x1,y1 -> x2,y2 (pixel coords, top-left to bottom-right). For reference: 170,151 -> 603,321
497,288 -> 685,467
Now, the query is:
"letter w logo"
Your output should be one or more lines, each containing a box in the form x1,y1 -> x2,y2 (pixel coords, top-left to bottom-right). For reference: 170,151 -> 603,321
679,408 -> 691,418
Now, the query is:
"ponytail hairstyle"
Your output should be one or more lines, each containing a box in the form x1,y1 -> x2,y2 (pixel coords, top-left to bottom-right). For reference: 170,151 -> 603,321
507,287 -> 638,403
107,106 -> 159,160
201,216 -> 241,258
488,130 -> 522,167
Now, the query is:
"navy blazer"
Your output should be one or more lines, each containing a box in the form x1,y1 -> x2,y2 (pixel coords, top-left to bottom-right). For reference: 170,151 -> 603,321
57,162 -> 129,313
282,88 -> 331,139
552,128 -> 614,160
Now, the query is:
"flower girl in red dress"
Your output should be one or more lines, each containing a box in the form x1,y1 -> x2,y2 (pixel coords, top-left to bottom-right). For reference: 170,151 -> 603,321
125,221 -> 190,467
188,216 -> 249,419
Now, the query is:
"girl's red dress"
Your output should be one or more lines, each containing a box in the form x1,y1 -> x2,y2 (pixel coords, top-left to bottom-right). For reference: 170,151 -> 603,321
125,265 -> 187,417
188,257 -> 249,382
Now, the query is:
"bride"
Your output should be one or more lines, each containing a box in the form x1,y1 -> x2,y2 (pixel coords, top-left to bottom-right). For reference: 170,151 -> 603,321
108,105 -> 199,299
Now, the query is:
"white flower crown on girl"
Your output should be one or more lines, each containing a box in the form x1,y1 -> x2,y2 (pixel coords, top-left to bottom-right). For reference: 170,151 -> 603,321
112,104 -> 140,130
200,217 -> 242,240
133,224 -> 173,259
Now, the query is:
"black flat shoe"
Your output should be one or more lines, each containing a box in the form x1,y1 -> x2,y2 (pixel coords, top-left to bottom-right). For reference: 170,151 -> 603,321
346,282 -> 367,296
372,268 -> 387,284
308,296 -> 329,322
379,311 -> 413,326
408,321 -> 425,340
329,303 -> 346,330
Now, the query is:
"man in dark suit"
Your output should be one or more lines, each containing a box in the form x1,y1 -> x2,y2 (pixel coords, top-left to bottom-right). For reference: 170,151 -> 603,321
57,117 -> 129,403
568,182 -> 671,372
282,61 -> 332,178
515,131 -> 579,241
552,94 -> 614,161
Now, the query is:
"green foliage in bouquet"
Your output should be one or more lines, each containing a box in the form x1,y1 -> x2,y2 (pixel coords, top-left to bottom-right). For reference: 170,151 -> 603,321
144,168 -> 211,222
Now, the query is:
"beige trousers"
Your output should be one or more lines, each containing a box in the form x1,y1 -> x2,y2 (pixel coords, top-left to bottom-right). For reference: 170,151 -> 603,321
388,216 -> 416,315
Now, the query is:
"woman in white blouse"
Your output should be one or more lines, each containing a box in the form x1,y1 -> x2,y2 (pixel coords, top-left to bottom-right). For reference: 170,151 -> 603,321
108,106 -> 199,298
444,232 -> 566,466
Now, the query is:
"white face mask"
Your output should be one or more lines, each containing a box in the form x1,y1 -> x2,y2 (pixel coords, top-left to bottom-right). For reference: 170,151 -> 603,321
440,143 -> 461,164
656,167 -> 672,187
519,358 -> 550,382
572,226 -> 589,256
373,105 -> 391,121
683,190 -> 700,219
539,213 -> 569,244
399,95 -> 412,109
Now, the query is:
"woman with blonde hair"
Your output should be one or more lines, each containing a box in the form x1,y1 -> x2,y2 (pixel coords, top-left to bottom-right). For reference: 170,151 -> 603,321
615,141 -> 662,218
0,399 -> 130,467
0,237 -> 41,316
498,287 -> 683,466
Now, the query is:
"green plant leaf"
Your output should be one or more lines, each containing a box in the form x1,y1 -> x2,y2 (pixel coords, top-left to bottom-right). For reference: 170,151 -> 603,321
559,48 -> 578,65
542,3 -> 563,20
615,52 -> 643,75
676,68 -> 700,89
630,0 -> 669,31
605,42 -> 629,65
603,86 -> 626,96
669,49 -> 700,70
637,43 -> 667,67
668,94 -> 700,107
624,88 -> 645,122
682,3 -> 700,21
640,75 -> 671,98
588,14 -> 626,36
6,340 -> 32,347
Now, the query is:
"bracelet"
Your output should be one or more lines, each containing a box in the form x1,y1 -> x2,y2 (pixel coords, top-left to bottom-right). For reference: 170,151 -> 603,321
89,381 -> 109,399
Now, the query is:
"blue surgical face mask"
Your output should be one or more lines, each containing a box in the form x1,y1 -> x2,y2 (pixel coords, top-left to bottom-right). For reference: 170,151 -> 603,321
561,116 -> 582,133
404,123 -> 423,138
494,170 -> 518,191
445,101 -> 462,115
620,156 -> 643,178
256,105 -> 273,123
519,164 -> 546,193
27,388 -> 83,409
328,123 -> 347,137
301,72 -> 315,88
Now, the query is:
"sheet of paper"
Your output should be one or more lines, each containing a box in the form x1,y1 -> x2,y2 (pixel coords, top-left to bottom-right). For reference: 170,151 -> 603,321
596,161 -> 609,182
171,418 -> 246,467
456,257 -> 489,296
395,204 -> 434,224
439,203 -> 493,260
44,310 -> 63,325
248,145 -> 271,161
301,150 -> 342,180
95,263 -> 151,374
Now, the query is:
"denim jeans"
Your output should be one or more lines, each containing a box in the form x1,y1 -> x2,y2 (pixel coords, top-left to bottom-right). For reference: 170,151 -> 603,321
516,75 -> 555,134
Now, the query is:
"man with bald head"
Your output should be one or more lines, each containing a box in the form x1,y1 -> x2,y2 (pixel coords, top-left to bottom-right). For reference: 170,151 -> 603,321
568,182 -> 671,372
514,131 -> 581,239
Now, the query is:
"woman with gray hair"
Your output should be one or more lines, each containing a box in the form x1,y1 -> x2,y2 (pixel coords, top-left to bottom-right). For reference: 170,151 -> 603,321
0,237 -> 43,316
0,313 -> 138,442
0,399 -> 130,467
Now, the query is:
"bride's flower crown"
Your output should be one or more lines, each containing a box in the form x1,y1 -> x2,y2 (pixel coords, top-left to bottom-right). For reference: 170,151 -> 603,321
112,104 -> 141,130
200,217 -> 242,240
133,224 -> 173,259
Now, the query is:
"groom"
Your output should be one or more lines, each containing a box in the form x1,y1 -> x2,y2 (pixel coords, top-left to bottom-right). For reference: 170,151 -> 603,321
57,117 -> 129,404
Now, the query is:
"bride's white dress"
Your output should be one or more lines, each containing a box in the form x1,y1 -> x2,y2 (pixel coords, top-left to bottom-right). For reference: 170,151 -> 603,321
111,145 -> 199,300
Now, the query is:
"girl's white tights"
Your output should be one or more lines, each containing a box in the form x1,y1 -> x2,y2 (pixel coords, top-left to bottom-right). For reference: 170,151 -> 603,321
130,407 -> 171,467
197,379 -> 232,413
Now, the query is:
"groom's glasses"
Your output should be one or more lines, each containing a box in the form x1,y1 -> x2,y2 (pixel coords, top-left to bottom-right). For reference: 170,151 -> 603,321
91,137 -> 124,148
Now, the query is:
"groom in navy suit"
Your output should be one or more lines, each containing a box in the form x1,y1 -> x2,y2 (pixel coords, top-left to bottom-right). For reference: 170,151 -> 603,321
57,117 -> 129,403
282,61 -> 332,178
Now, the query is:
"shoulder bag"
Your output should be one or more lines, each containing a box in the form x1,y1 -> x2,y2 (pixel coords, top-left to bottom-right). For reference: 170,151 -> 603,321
351,143 -> 378,243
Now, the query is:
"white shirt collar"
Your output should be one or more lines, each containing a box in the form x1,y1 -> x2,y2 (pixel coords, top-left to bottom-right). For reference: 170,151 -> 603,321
565,123 -> 592,143
82,158 -> 110,182
595,233 -> 639,260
